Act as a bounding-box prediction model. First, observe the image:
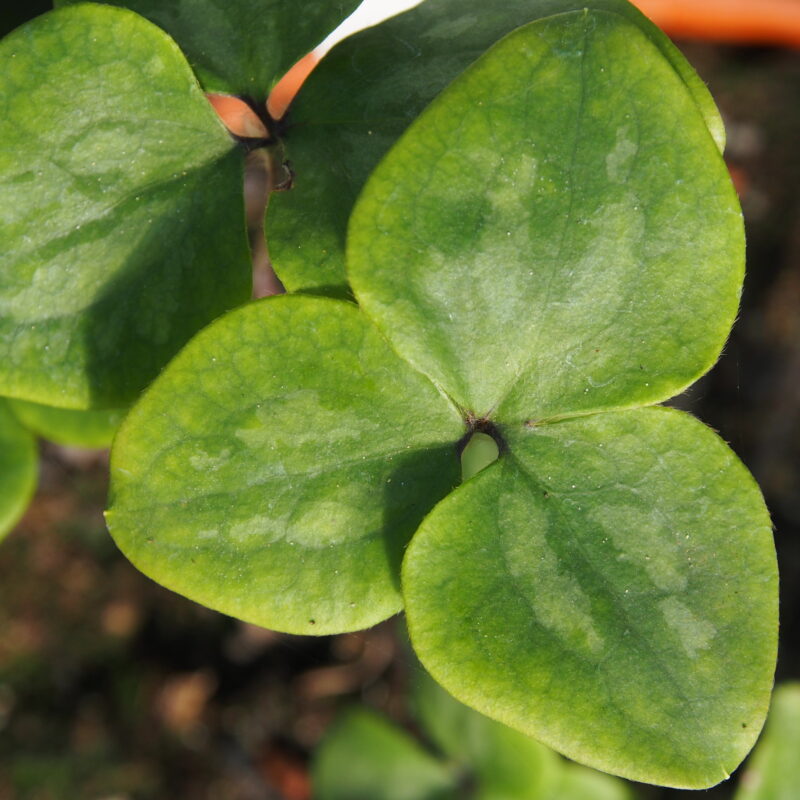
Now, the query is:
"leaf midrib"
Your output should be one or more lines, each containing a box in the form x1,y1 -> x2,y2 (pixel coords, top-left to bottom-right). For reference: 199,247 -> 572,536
112,439 -> 460,514
485,18 -> 591,421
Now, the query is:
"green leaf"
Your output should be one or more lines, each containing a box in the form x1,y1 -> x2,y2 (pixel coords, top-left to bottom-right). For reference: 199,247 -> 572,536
412,665 -> 634,799
55,0 -> 360,99
85,5 -> 766,792
8,399 -> 123,448
412,666 -> 562,799
0,399 -> 37,541
268,0 -> 724,295
313,709 -> 458,800
0,4 -> 251,409
735,684 -> 800,800
403,407 -> 777,789
348,9 -> 742,421
551,765 -> 633,800
107,295 -> 463,635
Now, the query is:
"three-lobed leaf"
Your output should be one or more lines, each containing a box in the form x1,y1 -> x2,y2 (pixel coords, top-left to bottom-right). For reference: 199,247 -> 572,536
0,4 -> 251,408
105,3 -> 775,789
54,0 -> 360,99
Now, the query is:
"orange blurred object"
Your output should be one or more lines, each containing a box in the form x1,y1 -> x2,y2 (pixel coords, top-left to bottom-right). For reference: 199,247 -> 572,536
250,0 -> 800,133
728,164 -> 750,198
261,747 -> 312,800
207,93 -> 269,139
267,52 -> 320,120
633,0 -> 800,47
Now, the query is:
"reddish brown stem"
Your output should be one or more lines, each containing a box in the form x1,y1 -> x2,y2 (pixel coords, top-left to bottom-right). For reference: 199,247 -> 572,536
267,52 -> 320,121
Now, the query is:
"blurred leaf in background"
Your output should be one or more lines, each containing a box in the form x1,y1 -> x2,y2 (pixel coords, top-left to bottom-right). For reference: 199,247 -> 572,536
314,665 -> 633,800
734,684 -> 800,800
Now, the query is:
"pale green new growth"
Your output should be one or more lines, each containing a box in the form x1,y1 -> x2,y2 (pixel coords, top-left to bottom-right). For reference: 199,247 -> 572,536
461,432 -> 500,481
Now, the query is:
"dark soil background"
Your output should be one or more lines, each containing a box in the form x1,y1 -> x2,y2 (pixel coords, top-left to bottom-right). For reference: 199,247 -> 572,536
1,5 -> 798,799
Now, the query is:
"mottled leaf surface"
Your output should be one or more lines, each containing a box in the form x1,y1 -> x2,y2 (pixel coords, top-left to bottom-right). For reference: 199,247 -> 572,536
268,0 -> 724,294
404,408 -> 776,788
313,709 -> 458,800
55,0 -> 359,99
735,684 -> 800,800
0,5 -> 251,408
0,399 -> 37,540
348,10 -> 742,420
9,399 -> 123,448
107,296 -> 462,634
90,4 -> 772,789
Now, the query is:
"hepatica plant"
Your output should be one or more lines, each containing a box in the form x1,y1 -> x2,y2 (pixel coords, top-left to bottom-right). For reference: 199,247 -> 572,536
0,0 -> 778,791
